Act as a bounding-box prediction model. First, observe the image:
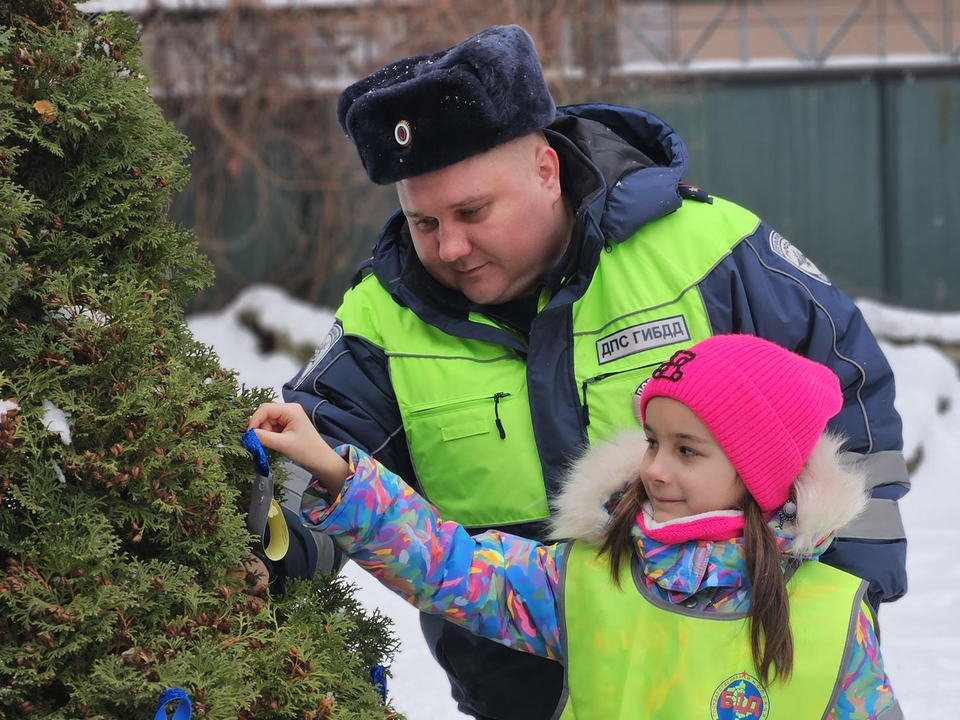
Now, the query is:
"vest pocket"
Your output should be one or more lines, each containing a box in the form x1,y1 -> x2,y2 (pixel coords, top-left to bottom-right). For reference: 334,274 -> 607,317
441,420 -> 489,442
579,366 -> 659,444
404,392 -> 550,529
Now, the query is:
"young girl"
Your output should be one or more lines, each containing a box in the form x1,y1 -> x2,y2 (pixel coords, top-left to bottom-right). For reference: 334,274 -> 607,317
249,334 -> 899,719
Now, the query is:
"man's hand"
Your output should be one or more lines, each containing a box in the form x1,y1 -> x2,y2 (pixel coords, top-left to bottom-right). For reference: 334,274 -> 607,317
248,403 -> 351,496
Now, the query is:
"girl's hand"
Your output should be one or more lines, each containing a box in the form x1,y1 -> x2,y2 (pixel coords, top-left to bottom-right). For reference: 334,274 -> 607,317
247,403 -> 350,496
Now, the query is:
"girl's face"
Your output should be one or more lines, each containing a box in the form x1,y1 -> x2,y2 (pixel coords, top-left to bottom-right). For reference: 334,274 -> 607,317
640,397 -> 743,522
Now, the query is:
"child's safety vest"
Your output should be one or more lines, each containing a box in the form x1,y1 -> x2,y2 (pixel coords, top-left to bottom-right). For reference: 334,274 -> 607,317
555,541 -> 870,720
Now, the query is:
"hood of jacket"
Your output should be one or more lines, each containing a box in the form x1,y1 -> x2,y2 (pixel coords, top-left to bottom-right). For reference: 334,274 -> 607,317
366,104 -> 690,338
548,429 -> 869,559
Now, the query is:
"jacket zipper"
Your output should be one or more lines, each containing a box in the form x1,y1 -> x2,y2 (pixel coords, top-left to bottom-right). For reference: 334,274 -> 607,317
493,392 -> 510,439
580,361 -> 663,428
409,392 -> 512,439
580,373 -> 619,427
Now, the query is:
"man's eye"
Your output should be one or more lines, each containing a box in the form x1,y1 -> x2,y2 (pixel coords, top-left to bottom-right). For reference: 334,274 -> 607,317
414,218 -> 437,231
459,205 -> 486,220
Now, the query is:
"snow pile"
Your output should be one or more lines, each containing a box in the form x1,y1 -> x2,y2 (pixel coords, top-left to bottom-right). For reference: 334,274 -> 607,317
221,284 -> 336,352
186,284 -> 335,401
877,338 -> 960,717
51,460 -> 67,484
187,287 -> 960,718
41,401 -> 73,445
880,341 -> 960,466
0,399 -> 19,419
858,297 -> 960,344
53,306 -> 110,327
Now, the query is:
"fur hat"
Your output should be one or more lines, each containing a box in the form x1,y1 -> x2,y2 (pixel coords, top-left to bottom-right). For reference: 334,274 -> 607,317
336,25 -> 556,184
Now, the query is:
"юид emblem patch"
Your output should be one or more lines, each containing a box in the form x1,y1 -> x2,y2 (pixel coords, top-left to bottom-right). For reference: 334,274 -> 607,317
710,671 -> 770,720
632,378 -> 651,424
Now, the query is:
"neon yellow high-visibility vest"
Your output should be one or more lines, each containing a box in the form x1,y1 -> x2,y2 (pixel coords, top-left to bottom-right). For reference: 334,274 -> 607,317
337,198 -> 759,528
556,541 -> 870,720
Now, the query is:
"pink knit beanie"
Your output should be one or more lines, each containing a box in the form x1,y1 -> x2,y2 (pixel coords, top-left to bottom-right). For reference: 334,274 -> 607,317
637,334 -> 843,543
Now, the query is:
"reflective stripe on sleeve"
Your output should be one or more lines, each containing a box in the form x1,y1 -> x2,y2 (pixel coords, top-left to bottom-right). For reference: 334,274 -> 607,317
836,498 -> 906,541
841,450 -> 910,490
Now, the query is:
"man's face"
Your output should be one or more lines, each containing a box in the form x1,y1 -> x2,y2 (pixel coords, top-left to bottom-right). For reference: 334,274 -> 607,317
396,137 -> 567,305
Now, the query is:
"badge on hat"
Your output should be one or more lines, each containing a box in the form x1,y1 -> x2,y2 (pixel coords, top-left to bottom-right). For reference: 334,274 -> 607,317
394,120 -> 412,147
651,349 -> 697,382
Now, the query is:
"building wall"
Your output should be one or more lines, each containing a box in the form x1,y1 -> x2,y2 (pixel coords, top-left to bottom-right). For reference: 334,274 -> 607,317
615,0 -> 960,70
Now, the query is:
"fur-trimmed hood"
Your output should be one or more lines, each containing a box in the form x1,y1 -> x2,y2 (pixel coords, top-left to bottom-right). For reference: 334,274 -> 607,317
548,430 -> 868,557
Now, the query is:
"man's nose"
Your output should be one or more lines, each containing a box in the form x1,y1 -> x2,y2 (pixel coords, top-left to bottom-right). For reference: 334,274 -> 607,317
437,224 -> 471,263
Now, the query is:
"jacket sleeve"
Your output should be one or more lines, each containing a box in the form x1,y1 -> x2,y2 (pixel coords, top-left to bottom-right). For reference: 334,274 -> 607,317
272,313 -> 415,588
266,506 -> 327,593
281,319 -> 416,483
700,221 -> 909,606
828,605 -> 900,719
301,445 -> 566,661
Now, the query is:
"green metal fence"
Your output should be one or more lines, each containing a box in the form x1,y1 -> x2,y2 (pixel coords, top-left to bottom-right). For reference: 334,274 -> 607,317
171,71 -> 960,312
622,71 -> 960,309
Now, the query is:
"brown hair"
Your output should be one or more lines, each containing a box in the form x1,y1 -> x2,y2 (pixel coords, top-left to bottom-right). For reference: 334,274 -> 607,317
597,476 -> 646,587
741,492 -> 793,685
597,482 -> 794,685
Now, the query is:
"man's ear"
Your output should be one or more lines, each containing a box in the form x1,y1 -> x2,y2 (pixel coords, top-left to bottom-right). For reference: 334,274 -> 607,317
535,144 -> 562,197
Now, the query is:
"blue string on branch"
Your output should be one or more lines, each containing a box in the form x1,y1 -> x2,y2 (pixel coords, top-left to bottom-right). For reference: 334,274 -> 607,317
242,431 -> 389,707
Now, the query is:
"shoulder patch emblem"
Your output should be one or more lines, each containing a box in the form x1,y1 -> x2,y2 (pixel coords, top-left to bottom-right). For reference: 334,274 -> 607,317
710,671 -> 770,719
293,322 -> 344,391
769,231 -> 831,285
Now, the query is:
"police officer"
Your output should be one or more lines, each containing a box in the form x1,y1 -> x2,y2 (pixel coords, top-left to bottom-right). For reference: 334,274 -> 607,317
280,25 -> 909,720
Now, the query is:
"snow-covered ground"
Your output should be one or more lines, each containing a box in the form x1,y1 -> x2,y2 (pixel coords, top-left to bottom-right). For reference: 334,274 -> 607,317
189,285 -> 960,719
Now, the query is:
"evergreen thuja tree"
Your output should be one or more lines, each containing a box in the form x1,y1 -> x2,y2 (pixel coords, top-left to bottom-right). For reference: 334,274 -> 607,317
0,2 -> 396,718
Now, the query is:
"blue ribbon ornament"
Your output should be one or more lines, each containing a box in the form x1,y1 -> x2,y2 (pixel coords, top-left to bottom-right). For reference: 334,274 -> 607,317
369,664 -> 388,704
153,688 -> 191,720
241,428 -> 289,561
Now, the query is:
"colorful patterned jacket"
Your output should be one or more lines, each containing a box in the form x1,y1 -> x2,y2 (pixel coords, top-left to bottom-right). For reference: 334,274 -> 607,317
300,430 -> 900,719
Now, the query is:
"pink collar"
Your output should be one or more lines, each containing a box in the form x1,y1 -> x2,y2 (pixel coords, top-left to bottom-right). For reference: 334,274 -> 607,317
636,503 -> 745,544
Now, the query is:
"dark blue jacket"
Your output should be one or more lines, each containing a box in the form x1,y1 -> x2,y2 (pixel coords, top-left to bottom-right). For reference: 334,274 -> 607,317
281,104 -> 908,719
